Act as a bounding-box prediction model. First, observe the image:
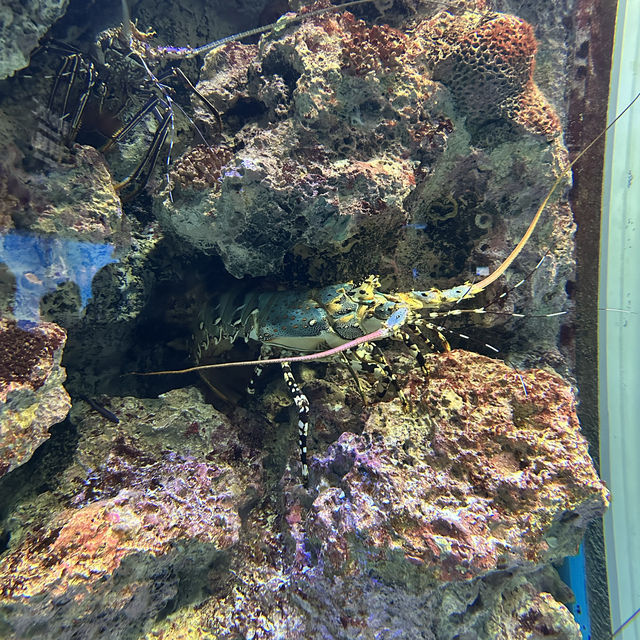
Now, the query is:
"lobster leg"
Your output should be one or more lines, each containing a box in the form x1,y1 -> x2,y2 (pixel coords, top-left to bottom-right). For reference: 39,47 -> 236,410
370,344 -> 409,408
247,363 -> 262,396
49,52 -> 82,132
407,322 -> 451,356
41,45 -> 97,149
67,59 -> 97,142
113,106 -> 172,200
348,343 -> 409,409
340,352 -> 368,405
281,363 -> 310,487
99,94 -> 163,153
398,328 -> 431,374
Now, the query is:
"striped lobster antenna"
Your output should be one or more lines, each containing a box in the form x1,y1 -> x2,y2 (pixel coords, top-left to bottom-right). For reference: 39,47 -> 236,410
132,0 -> 378,60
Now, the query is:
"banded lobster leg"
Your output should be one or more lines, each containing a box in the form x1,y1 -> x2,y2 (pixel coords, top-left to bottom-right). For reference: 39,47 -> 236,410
281,363 -> 311,484
31,42 -> 100,167
100,66 -> 222,200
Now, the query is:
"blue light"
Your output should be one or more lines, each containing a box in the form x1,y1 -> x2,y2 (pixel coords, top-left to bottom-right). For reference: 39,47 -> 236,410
0,231 -> 118,321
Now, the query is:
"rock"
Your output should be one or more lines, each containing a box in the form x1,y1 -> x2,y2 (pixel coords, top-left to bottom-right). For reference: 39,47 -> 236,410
310,350 -> 608,581
422,10 -> 561,138
0,350 -> 603,638
133,350 -> 601,639
0,317 -> 69,477
0,142 -> 125,243
156,13 -> 441,280
0,0 -> 69,80
0,387 -> 262,637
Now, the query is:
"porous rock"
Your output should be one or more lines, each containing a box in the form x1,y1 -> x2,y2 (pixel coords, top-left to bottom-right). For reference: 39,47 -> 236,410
310,350 -> 608,581
0,142 -> 124,243
156,12 -> 441,280
32,350 -> 601,640
0,0 -> 69,80
421,10 -> 561,138
0,317 -> 69,477
0,387 -> 261,638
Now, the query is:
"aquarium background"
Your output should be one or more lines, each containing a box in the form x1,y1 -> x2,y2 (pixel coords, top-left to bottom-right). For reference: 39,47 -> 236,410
0,0 -> 632,638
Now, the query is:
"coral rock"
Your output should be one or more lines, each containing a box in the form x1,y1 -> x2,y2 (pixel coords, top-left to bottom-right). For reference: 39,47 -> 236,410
0,387 -> 260,637
139,351 -> 598,639
423,11 -> 561,138
170,144 -> 235,191
0,318 -> 69,477
0,0 -> 69,79
0,351 -> 604,639
157,10 -> 437,280
0,142 -> 124,243
310,350 -> 608,582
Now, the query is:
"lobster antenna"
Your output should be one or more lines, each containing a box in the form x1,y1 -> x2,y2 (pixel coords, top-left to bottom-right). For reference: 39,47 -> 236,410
121,0 -> 133,47
469,90 -> 640,296
187,0 -> 375,58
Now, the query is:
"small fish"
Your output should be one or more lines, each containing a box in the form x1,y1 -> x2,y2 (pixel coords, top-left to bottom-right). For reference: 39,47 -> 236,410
79,395 -> 120,424
403,223 -> 428,230
24,272 -> 43,285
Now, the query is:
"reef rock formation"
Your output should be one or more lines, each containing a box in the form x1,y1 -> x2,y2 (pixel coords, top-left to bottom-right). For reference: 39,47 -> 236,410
0,2 -> 602,639
0,0 -> 69,80
0,318 -> 69,477
0,387 -> 260,638
157,11 -> 425,280
311,350 -> 606,579
0,351 -> 606,639
0,141 -> 124,243
421,10 -> 561,138
155,6 -> 567,307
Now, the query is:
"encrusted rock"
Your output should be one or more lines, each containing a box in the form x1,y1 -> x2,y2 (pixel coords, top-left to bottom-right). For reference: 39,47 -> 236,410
0,3 -> 602,639
0,0 -> 69,80
0,350 -> 600,639
0,141 -> 124,243
113,350 -> 600,639
421,10 -> 561,139
156,9 -> 442,280
309,350 -> 608,582
0,387 -> 261,637
0,317 -> 69,477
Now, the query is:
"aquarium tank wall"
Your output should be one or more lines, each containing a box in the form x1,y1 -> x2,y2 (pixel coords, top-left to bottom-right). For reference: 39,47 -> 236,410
0,0 -> 635,638
600,0 -> 640,639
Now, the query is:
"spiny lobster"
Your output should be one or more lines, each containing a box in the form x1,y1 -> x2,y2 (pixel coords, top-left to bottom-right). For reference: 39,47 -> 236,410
138,92 -> 639,486
33,0 -> 377,200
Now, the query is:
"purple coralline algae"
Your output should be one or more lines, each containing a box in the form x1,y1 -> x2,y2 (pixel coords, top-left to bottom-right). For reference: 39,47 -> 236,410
0,354 -> 606,639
